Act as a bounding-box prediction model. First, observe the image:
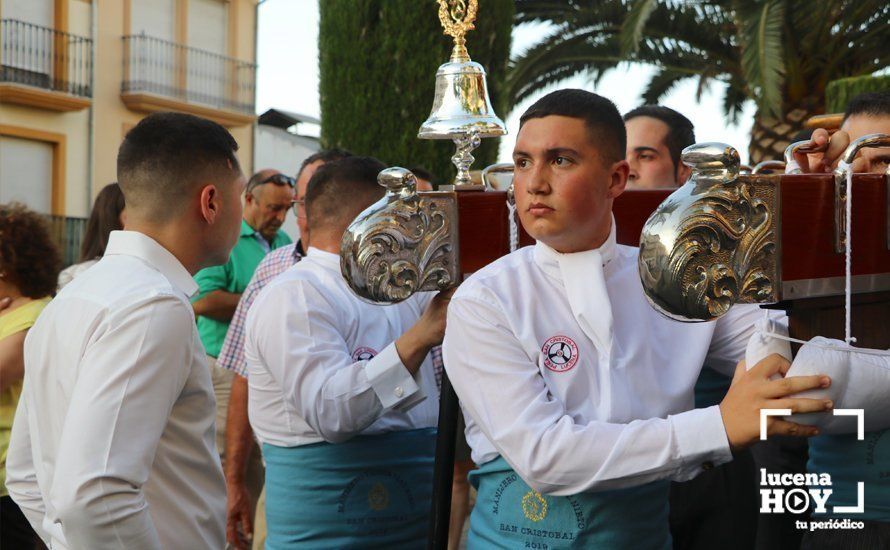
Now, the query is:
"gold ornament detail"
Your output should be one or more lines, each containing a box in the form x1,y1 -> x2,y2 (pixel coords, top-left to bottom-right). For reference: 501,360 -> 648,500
436,0 -> 478,61
521,490 -> 548,522
368,482 -> 390,511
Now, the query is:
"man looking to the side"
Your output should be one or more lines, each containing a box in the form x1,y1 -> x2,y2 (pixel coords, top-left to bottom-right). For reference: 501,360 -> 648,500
442,89 -> 833,548
6,112 -> 245,549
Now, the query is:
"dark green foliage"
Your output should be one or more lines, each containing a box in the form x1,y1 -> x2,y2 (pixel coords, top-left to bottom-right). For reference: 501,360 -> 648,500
319,0 -> 514,185
826,75 -> 890,114
509,0 -> 890,162
510,0 -> 889,120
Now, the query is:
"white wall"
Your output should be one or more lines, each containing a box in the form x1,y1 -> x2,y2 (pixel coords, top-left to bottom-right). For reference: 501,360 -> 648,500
0,135 -> 53,213
254,125 -> 319,242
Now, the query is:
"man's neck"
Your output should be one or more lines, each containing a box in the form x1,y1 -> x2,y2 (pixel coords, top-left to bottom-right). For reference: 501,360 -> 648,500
125,221 -> 205,274
307,231 -> 342,255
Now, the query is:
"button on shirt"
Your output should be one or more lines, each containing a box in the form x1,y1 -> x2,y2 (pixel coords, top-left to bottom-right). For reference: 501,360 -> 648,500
5,231 -> 226,550
245,247 -> 439,447
194,219 -> 292,357
443,225 -> 767,496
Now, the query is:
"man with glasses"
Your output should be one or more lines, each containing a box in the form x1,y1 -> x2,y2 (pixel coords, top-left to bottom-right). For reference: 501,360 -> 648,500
218,149 -> 351,550
192,168 -> 294,475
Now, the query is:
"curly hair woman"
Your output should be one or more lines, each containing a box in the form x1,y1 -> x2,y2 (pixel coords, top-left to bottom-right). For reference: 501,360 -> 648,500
0,202 -> 61,548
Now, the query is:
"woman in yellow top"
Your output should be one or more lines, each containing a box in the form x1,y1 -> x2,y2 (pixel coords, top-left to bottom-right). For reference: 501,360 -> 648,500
0,202 -> 61,548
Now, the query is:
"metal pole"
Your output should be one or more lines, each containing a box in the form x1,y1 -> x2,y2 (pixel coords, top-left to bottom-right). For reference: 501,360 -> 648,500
427,370 -> 460,550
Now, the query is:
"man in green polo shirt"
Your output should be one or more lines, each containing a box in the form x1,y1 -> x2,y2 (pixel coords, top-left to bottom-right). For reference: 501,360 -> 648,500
192,168 -> 294,465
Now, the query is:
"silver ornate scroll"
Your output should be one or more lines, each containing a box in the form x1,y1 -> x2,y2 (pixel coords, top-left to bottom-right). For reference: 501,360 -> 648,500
340,167 -> 460,304
638,143 -> 780,322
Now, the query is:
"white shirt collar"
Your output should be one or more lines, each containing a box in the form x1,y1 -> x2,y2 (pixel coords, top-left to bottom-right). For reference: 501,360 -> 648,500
307,246 -> 342,270
532,214 -> 618,280
103,230 -> 199,297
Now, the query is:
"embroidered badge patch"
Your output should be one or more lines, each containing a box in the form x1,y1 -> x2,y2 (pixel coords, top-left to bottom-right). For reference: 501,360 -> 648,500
352,347 -> 378,361
541,336 -> 578,372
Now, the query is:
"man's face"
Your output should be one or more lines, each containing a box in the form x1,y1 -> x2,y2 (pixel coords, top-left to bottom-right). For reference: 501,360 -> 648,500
512,115 -> 628,253
246,181 -> 295,240
625,116 -> 684,189
294,159 -> 324,240
841,114 -> 890,173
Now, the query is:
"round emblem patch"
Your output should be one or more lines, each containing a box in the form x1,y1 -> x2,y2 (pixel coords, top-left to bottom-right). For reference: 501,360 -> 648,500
521,490 -> 548,522
352,347 -> 378,361
541,335 -> 578,372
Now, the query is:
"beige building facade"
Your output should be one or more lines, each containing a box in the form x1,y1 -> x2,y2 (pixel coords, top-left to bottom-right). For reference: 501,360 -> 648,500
1,0 -> 258,234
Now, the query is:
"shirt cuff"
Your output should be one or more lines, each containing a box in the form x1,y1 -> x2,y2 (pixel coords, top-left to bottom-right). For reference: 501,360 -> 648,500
364,343 -> 422,410
670,405 -> 733,480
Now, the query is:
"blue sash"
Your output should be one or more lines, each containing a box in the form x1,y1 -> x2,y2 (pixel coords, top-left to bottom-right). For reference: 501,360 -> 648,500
263,428 -> 436,549
468,457 -> 671,549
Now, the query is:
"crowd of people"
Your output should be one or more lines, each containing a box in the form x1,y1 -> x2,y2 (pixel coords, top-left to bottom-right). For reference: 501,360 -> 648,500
0,89 -> 887,550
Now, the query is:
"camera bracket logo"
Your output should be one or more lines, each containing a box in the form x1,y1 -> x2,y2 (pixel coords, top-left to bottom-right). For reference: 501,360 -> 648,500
759,408 -> 865,516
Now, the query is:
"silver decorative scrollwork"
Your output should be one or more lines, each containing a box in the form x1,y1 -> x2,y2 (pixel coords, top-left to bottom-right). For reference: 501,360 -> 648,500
340,167 -> 460,304
638,142 -> 780,322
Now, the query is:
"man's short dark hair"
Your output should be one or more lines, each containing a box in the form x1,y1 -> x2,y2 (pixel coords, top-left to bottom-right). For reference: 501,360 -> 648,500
623,105 -> 696,171
297,148 -> 353,179
843,91 -> 890,122
519,89 -> 626,165
117,112 -> 241,220
305,156 -> 386,230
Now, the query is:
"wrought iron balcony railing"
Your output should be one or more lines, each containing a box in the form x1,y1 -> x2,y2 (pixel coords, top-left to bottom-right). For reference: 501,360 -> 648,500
46,214 -> 88,267
122,33 -> 256,114
0,18 -> 92,97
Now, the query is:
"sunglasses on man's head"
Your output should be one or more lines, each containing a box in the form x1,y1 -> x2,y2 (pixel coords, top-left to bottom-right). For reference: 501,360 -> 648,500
247,173 -> 296,194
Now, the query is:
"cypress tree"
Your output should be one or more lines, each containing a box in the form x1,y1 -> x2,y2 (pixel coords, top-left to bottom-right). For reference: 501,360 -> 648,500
319,0 -> 514,185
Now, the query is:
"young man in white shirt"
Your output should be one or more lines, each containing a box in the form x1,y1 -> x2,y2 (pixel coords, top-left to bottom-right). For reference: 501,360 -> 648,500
245,156 -> 451,548
442,89 -> 835,548
6,112 -> 246,550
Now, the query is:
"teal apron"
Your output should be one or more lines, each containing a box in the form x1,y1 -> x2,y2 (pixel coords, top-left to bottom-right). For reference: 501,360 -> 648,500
468,457 -> 671,549
808,429 -> 890,521
263,428 -> 436,549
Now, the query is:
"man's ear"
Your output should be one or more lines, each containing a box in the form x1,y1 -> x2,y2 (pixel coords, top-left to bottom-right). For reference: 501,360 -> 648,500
199,184 -> 219,224
676,162 -> 692,185
608,159 -> 630,199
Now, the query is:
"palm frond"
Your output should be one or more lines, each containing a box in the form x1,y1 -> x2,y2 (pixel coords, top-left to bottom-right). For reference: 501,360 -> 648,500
619,0 -> 658,55
641,67 -> 691,104
736,0 -> 786,118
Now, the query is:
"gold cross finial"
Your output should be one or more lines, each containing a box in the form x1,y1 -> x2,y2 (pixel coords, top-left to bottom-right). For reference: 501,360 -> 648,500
436,0 -> 478,62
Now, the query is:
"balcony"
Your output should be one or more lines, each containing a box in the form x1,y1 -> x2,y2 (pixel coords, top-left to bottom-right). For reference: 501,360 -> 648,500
0,19 -> 93,111
121,34 -> 256,127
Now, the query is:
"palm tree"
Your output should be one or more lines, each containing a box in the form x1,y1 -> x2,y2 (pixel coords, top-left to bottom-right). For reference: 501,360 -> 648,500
509,0 -> 889,163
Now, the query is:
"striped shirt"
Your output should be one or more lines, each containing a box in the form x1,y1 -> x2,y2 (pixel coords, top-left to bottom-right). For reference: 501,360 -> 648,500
217,243 -> 304,377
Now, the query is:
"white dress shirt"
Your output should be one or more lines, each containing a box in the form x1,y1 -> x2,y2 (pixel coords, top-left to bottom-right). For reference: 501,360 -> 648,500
6,231 -> 226,550
245,247 -> 439,447
443,223 -> 766,497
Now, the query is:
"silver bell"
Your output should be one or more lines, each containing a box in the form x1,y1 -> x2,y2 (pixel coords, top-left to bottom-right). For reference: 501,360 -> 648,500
418,58 -> 506,140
